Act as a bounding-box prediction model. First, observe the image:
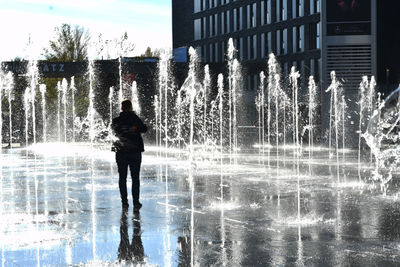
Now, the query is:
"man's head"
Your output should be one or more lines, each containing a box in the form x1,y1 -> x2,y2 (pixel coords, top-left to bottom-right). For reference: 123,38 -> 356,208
121,99 -> 133,112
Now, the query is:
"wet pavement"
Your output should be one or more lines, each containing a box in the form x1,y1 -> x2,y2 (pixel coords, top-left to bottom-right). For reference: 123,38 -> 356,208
1,143 -> 400,266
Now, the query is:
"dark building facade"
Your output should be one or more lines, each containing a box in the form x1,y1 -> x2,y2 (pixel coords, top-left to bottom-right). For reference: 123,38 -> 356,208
173,0 -> 321,89
173,0 -> 400,145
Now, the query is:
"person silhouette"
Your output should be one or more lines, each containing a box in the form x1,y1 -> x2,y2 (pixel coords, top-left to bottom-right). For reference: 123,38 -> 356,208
118,210 -> 144,264
112,99 -> 147,211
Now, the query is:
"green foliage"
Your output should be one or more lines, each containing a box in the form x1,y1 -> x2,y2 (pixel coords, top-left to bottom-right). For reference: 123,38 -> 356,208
42,24 -> 90,62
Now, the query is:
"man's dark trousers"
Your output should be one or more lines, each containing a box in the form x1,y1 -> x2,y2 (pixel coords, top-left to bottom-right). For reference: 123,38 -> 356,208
116,151 -> 142,205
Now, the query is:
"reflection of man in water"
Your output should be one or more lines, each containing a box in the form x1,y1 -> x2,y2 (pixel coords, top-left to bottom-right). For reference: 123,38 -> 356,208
118,211 -> 144,264
337,0 -> 359,12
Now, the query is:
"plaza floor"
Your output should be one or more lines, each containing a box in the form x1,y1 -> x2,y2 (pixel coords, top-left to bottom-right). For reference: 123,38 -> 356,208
0,143 -> 400,266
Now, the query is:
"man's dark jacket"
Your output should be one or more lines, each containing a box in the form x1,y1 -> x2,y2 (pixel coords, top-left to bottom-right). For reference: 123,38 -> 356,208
112,111 -> 147,152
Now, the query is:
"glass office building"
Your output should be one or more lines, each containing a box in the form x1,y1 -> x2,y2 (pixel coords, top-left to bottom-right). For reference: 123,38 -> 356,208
173,0 -> 322,91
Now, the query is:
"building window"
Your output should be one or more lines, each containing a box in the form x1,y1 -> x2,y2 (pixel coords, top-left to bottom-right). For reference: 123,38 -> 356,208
252,3 -> 257,27
194,0 -> 201,13
261,1 -> 265,24
276,0 -> 281,22
283,28 -> 287,54
194,19 -> 201,40
209,16 -> 214,37
233,9 -> 237,31
240,37 -> 244,60
299,25 -> 304,51
221,12 -> 225,34
292,0 -> 297,18
310,58 -> 315,77
226,10 -> 230,33
282,0 -> 287,20
292,26 -> 297,53
293,25 -> 304,52
248,35 -> 256,59
247,36 -> 250,59
261,33 -> 265,58
239,7 -> 243,30
267,32 -> 272,54
309,0 -> 314,14
214,14 -> 218,35
203,17 -> 207,38
209,0 -> 217,8
309,22 -> 320,50
253,35 -> 257,59
299,0 -> 304,16
247,4 -> 256,28
263,0 -> 271,24
267,0 -> 271,23
277,30 -> 281,55
316,22 -> 320,49
202,0 -> 206,11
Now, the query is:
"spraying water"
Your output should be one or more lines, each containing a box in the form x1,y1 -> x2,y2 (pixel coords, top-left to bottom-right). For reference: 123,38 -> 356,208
154,95 -> 160,148
70,77 -> 77,143
6,76 -> 13,147
39,84 -> 47,143
176,90 -> 182,149
28,60 -> 39,144
24,87 -> 30,147
203,65 -> 210,145
108,86 -> 114,127
257,71 -> 265,155
290,67 -> 301,221
57,81 -> 62,142
158,51 -> 171,149
308,76 -> 317,157
358,76 -> 369,166
364,84 -> 400,193
367,76 -> 377,161
326,71 -> 344,181
88,58 -> 96,145
290,67 -> 300,148
61,78 -> 68,142
267,55 -> 279,165
131,81 -> 141,115
0,74 -> 2,148
227,38 -> 241,155
218,74 -> 224,154
118,57 -> 123,105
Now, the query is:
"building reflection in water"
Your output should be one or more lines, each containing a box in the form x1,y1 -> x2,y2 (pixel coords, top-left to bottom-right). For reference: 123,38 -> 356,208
118,210 -> 144,264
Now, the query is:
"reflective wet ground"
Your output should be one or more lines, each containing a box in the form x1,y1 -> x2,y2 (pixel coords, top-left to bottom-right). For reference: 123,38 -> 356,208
1,143 -> 400,266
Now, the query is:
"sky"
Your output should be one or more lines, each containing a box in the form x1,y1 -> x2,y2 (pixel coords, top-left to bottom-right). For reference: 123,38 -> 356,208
0,0 -> 172,61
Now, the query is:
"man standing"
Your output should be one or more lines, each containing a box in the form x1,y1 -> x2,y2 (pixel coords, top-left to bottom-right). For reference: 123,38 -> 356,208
112,100 -> 147,211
